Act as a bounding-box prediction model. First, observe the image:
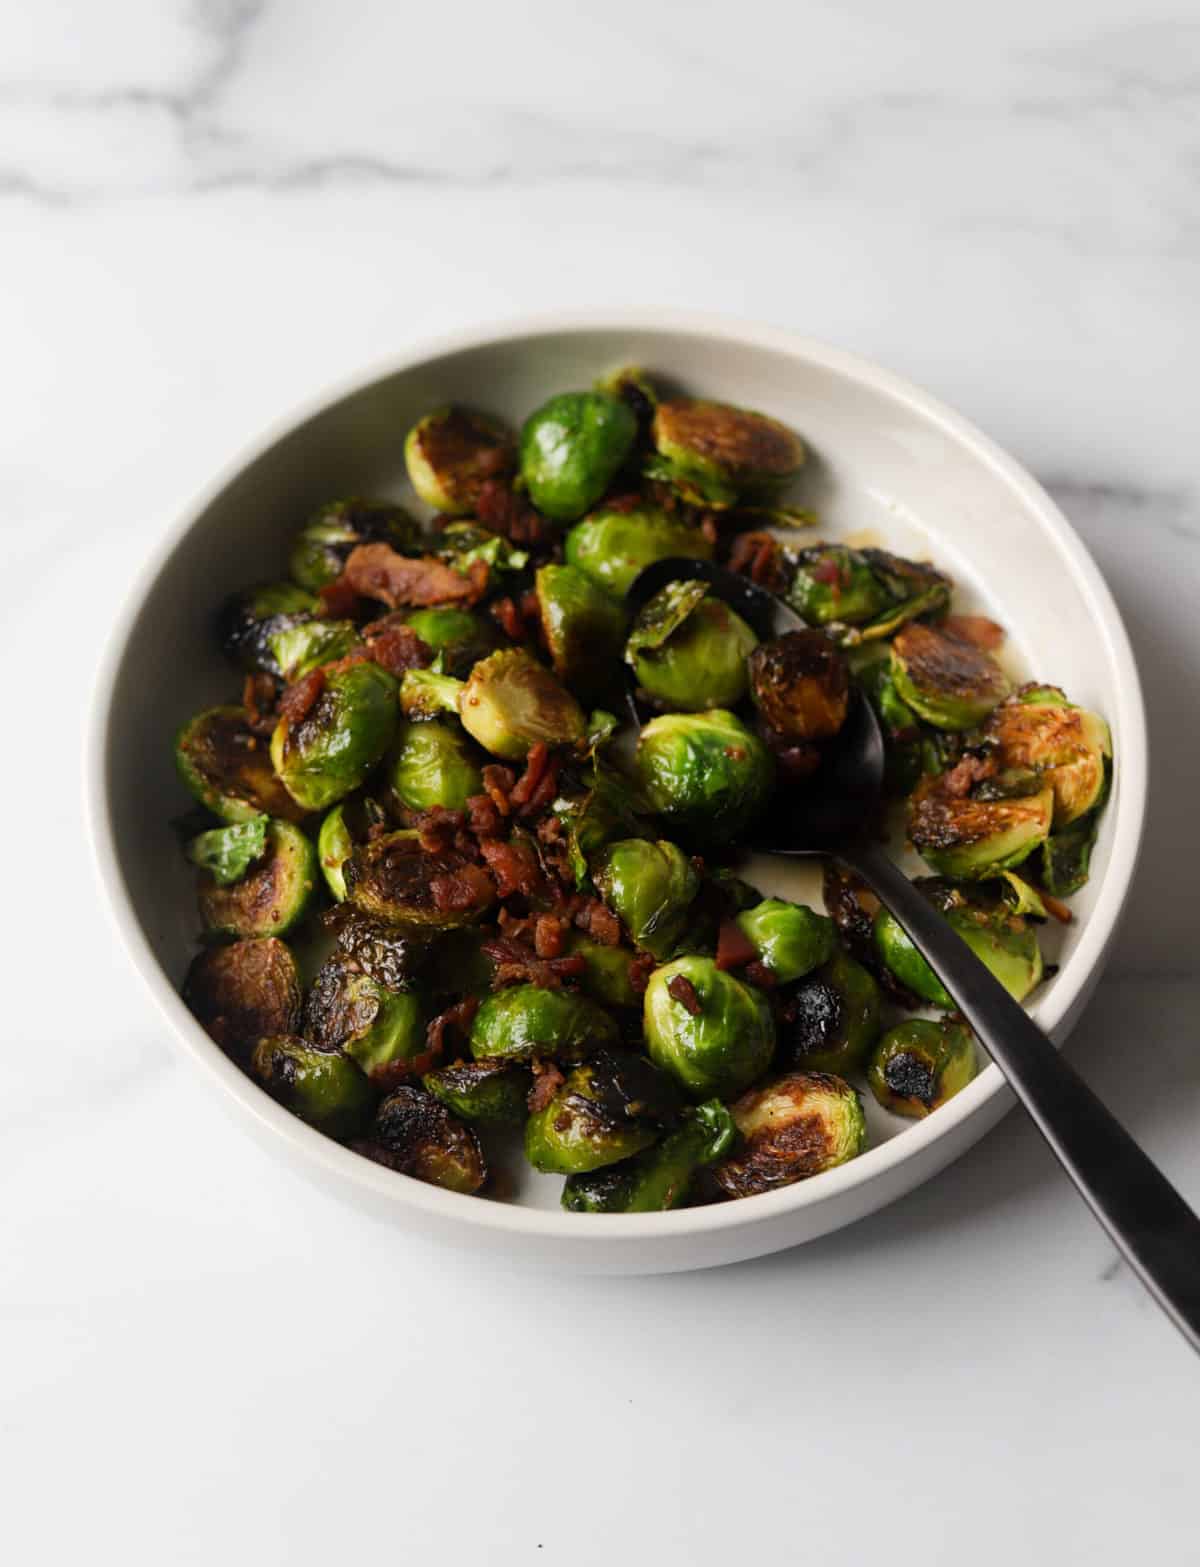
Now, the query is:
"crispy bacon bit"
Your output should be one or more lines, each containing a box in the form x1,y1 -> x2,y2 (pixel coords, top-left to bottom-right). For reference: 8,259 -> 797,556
490,595 -> 527,643
510,743 -> 562,819
628,953 -> 656,994
728,530 -> 786,592
339,543 -> 488,608
466,792 -> 504,838
277,666 -> 326,727
810,557 -> 843,587
478,837 -> 543,899
940,752 -> 999,800
413,806 -> 467,854
363,624 -> 433,677
700,513 -> 720,545
601,492 -> 643,515
481,764 -> 516,816
742,961 -> 778,989
574,898 -> 622,947
429,863 -> 496,914
942,614 -> 1006,651
527,1059 -> 566,1113
242,672 -> 279,736
667,974 -> 703,1016
1040,890 -> 1073,924
479,934 -> 587,990
497,907 -> 535,942
533,914 -> 567,959
425,996 -> 480,1063
318,577 -> 364,619
715,919 -> 757,971
474,477 -> 554,549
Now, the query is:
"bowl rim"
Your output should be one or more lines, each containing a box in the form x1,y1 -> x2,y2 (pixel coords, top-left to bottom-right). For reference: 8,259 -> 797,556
86,307 -> 1148,1243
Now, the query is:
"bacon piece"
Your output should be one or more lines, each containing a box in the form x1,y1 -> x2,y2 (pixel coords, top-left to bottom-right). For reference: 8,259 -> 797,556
728,530 -> 786,592
940,752 -> 998,800
412,806 -> 467,855
573,898 -> 622,947
490,595 -> 527,643
242,672 -> 279,736
363,624 -> 433,676
527,1059 -> 566,1114
425,996 -> 480,1063
479,934 -> 587,990
478,837 -> 543,899
474,477 -> 555,549
628,953 -> 656,994
743,961 -> 778,989
339,543 -> 488,608
715,919 -> 757,971
1040,890 -> 1073,924
277,666 -> 326,727
942,614 -> 1006,651
667,974 -> 703,1016
510,744 -> 551,810
533,914 -> 567,959
481,764 -> 516,817
429,862 -> 496,915
466,793 -> 504,838
318,577 -> 365,619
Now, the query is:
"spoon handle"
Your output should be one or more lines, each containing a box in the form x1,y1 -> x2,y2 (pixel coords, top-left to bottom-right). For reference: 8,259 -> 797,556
848,840 -> 1200,1354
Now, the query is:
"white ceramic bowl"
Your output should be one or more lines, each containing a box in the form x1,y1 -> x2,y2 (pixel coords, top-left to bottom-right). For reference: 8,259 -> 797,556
88,312 -> 1147,1273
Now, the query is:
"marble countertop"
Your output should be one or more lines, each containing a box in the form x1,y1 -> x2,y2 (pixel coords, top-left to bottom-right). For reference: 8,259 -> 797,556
4,3 -> 1198,1561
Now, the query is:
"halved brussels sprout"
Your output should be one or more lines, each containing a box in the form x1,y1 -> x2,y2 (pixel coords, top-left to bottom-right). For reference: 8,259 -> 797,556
316,802 -> 354,900
644,955 -> 775,1099
857,656 -> 924,795
249,1035 -> 375,1139
535,563 -> 625,703
186,813 -> 269,886
469,983 -> 620,1063
183,936 -> 301,1059
175,706 -> 307,824
344,830 -> 495,927
713,1071 -> 866,1198
325,904 -> 435,991
734,898 -> 834,984
196,819 -> 318,940
650,398 -> 805,508
873,880 -> 1043,1006
304,956 -> 429,1086
267,619 -> 361,682
908,772 -> 1054,879
983,685 -> 1112,828
524,1051 -> 678,1175
565,934 -> 641,1010
867,1018 -> 976,1118
634,710 -> 774,843
270,662 -> 398,812
626,581 -> 758,711
387,718 -> 483,813
423,1058 -> 530,1126
562,1100 -> 735,1212
459,649 -> 586,760
219,582 -> 318,674
360,1085 -> 487,1193
564,504 -> 714,598
399,667 -> 465,719
890,623 -> 1011,731
289,499 -> 422,592
748,630 -> 849,742
550,765 -> 644,891
591,838 -> 700,960
783,545 -> 950,642
402,606 -> 500,676
404,406 -> 514,516
779,948 -> 881,1076
519,391 -> 638,522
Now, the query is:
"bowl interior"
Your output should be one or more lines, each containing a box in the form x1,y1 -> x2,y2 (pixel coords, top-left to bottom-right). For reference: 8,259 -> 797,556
98,321 -> 1140,1227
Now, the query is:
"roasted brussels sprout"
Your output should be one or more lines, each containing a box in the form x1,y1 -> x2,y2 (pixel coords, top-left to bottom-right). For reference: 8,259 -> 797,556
249,1035 -> 374,1139
783,545 -> 950,641
316,801 -> 354,900
857,655 -> 925,795
433,520 -> 528,577
304,955 -> 428,1086
325,904 -> 435,991
404,406 -> 514,516
524,1051 -> 678,1174
565,935 -> 641,1010
562,1100 -> 735,1212
289,499 -> 422,591
186,812 -> 270,887
594,364 -> 658,425
175,706 -> 306,824
734,898 -> 834,984
519,391 -> 638,522
270,662 -> 398,812
399,667 -> 464,719
649,398 -> 805,508
423,1058 -> 530,1126
890,622 -> 1011,731
183,936 -> 301,1058
713,1071 -> 866,1197
779,948 -> 881,1076
626,580 -> 758,711
591,838 -> 700,960
866,1017 -> 976,1118
219,582 -> 317,674
634,710 -> 774,843
195,819 -> 318,940
469,983 -> 620,1063
549,765 -> 644,891
983,684 -> 1112,827
748,630 -> 849,742
873,879 -> 1043,1006
268,619 -> 361,682
360,1085 -> 487,1193
344,830 -> 495,927
387,718 -> 483,812
459,648 -> 586,760
564,504 -> 714,598
1040,814 -> 1102,897
644,956 -> 775,1099
908,770 -> 1054,879
401,606 -> 499,677
535,563 -> 625,703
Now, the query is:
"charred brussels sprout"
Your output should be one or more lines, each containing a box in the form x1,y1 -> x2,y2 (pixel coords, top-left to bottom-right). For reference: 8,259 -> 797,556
387,718 -> 483,812
891,623 -> 1011,731
219,582 -> 317,674
304,956 -> 428,1086
519,391 -> 637,522
780,948 -> 881,1076
874,880 -> 1043,1006
469,984 -> 620,1064
344,831 -> 495,927
983,684 -> 1111,828
592,838 -> 700,960
175,706 -> 306,824
249,1035 -> 374,1139
635,710 -> 774,843
562,1100 -> 735,1212
734,898 -> 834,984
748,630 -> 849,742
404,406 -> 514,516
564,504 -> 714,598
908,770 -> 1054,879
1040,814 -> 1102,897
401,606 -> 499,677
360,1085 -> 487,1193
326,904 -> 435,991
783,545 -> 950,642
459,648 -> 585,760
270,662 -> 398,812
867,1018 -> 976,1118
423,1058 -> 530,1127
524,1051 -> 678,1174
626,581 -> 758,711
713,1071 -> 866,1198
290,499 -> 421,591
649,398 -> 805,508
183,936 -> 301,1058
644,956 -> 775,1099
594,364 -> 658,424
535,563 -> 625,703
195,819 -> 317,940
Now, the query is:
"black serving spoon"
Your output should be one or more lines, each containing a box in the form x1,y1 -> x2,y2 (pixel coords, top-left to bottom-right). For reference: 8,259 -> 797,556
627,557 -> 1200,1352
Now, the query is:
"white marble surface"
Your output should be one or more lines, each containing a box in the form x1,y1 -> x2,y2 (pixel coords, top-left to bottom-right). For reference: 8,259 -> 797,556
3,3 -> 1199,1561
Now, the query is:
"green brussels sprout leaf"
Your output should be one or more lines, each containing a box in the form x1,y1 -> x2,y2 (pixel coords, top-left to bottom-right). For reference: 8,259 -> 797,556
186,813 -> 269,887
